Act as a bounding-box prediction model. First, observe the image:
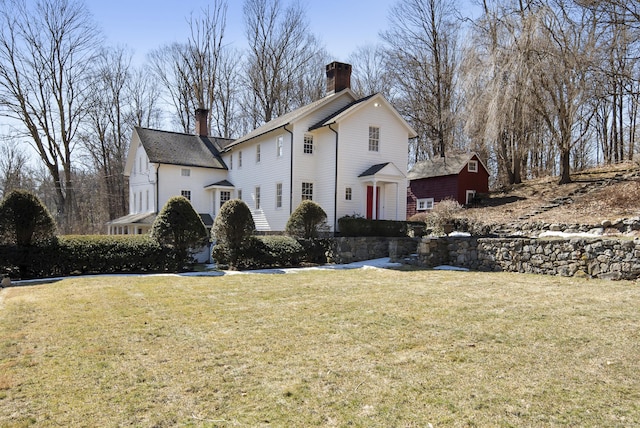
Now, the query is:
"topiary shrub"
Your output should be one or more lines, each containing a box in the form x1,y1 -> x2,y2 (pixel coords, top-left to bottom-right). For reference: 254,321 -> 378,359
151,196 -> 209,269
0,189 -> 57,246
285,200 -> 329,239
212,199 -> 255,269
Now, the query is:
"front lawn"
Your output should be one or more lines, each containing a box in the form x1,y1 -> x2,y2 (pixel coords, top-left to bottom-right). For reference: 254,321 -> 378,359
0,269 -> 638,426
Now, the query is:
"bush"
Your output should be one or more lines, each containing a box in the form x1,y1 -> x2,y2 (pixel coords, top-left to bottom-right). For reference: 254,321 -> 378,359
0,189 -> 57,246
337,215 -> 408,237
151,196 -> 208,268
212,199 -> 255,269
286,200 -> 329,239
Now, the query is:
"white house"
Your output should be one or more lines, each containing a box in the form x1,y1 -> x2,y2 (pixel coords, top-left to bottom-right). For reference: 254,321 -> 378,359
107,62 -> 417,235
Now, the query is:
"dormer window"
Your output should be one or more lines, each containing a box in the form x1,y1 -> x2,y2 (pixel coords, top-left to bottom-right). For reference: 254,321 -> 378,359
468,160 -> 478,173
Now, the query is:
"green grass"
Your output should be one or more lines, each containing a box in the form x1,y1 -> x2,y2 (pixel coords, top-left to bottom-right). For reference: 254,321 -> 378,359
1,269 -> 639,426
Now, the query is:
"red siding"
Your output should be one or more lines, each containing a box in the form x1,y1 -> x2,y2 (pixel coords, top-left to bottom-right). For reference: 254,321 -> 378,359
406,154 -> 490,218
457,155 -> 489,203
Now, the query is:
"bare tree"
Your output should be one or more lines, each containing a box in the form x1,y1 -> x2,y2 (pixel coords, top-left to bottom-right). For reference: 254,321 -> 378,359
81,47 -> 134,221
243,0 -> 322,126
149,1 -> 230,135
0,136 -> 32,198
531,0 -> 599,184
0,0 -> 101,232
382,0 -> 460,162
348,44 -> 394,98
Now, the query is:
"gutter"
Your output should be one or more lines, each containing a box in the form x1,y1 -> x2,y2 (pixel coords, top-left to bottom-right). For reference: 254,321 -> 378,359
328,123 -> 339,232
284,124 -> 294,214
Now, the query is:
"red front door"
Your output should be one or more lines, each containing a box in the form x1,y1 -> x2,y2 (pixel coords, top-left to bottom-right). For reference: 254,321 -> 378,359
366,186 -> 380,219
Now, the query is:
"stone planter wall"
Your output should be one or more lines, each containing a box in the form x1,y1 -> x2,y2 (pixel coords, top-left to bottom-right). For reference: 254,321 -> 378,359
417,236 -> 640,280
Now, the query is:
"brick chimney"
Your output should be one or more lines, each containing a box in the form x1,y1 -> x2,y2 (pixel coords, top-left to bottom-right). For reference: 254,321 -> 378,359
326,62 -> 352,95
195,108 -> 209,137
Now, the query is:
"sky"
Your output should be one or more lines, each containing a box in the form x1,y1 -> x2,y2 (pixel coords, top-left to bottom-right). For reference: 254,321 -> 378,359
85,0 -> 402,64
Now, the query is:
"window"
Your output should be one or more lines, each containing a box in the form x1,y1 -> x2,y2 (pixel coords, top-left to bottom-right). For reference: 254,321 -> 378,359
238,189 -> 242,200
181,190 -> 191,201
255,186 -> 261,209
145,190 -> 149,211
256,144 -> 261,163
345,187 -> 352,201
220,190 -> 231,208
230,154 -> 233,170
139,192 -> 142,212
238,151 -> 243,168
302,182 -> 313,201
468,160 -> 478,173
417,198 -> 434,211
277,136 -> 284,157
303,134 -> 313,154
368,126 -> 380,152
181,168 -> 191,177
132,191 -> 136,212
276,183 -> 283,208
466,190 -> 477,204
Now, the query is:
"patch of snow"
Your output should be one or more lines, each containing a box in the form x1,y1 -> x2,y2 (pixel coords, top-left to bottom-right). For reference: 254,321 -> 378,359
448,231 -> 471,237
433,265 -> 470,271
538,231 -> 602,239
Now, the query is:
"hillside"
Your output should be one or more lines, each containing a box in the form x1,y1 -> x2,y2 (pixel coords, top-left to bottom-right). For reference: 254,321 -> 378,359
463,161 -> 640,231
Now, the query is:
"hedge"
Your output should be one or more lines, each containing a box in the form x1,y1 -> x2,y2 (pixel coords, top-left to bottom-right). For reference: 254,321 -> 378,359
337,216 -> 408,237
212,235 -> 330,270
1,235 -> 185,279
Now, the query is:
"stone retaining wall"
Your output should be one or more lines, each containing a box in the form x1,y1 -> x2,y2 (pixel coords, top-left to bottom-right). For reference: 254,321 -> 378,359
417,236 -> 640,280
330,237 -> 418,264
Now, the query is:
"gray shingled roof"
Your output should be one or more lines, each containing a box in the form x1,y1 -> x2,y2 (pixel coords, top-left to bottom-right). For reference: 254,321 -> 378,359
135,127 -> 230,169
359,162 -> 391,177
224,89 -> 356,150
309,94 -> 376,130
407,153 -> 478,180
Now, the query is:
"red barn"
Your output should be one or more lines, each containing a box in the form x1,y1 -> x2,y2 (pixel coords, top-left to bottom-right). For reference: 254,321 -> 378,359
406,153 -> 489,218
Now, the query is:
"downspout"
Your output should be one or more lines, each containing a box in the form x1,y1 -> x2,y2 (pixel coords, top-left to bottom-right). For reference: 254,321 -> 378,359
328,123 -> 339,232
155,164 -> 160,213
284,124 -> 294,214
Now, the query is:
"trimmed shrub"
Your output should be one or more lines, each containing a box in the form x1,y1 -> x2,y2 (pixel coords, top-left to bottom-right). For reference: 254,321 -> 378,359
338,215 -> 408,237
151,196 -> 208,268
285,200 -> 329,239
212,199 -> 255,269
0,235 -> 177,279
212,236 -> 330,271
0,189 -> 56,246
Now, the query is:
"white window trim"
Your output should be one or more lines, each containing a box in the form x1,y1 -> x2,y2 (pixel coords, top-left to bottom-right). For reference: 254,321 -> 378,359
468,160 -> 478,173
255,186 -> 261,210
417,198 -> 434,211
301,181 -> 313,201
276,136 -> 284,157
345,186 -> 353,201
466,190 -> 477,204
275,182 -> 283,209
303,134 -> 313,155
368,126 -> 380,152
256,144 -> 261,163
